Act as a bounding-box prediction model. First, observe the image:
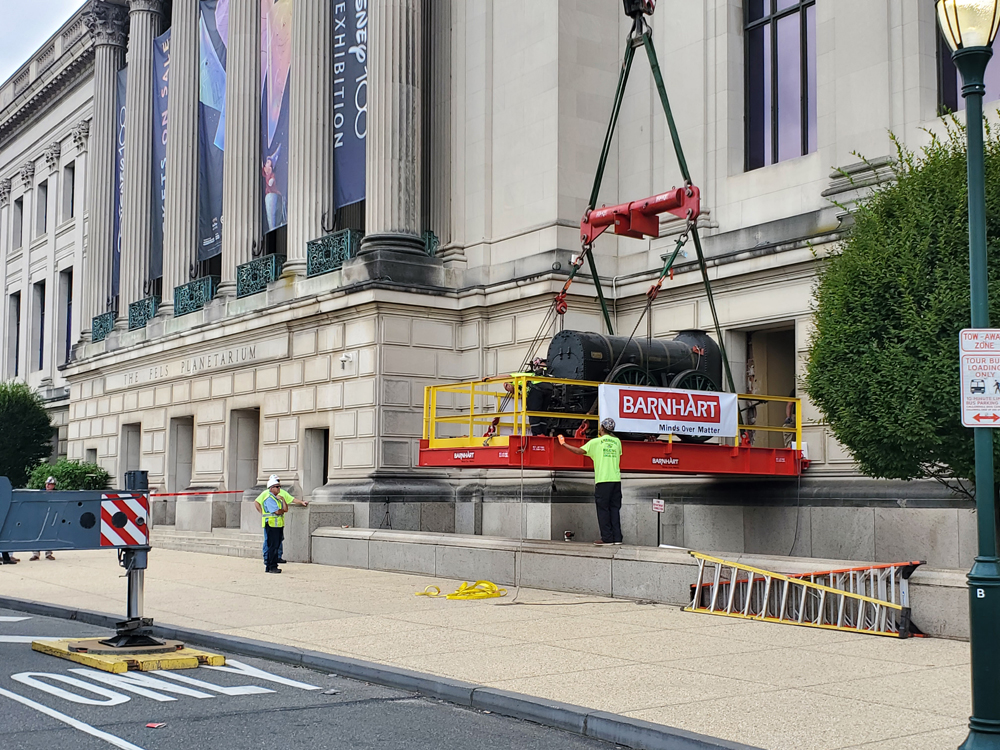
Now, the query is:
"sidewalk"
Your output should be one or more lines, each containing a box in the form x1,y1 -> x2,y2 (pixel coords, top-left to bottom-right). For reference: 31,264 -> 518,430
0,549 -> 970,750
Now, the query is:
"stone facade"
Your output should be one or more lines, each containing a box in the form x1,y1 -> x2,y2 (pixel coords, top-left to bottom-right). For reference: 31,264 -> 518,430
0,1 -> 977,554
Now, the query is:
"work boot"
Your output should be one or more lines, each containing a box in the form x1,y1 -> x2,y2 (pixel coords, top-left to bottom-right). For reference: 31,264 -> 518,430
29,553 -> 40,561
45,552 -> 55,560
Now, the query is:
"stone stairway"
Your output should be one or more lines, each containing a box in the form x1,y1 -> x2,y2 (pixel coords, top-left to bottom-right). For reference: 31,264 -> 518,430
151,526 -> 261,559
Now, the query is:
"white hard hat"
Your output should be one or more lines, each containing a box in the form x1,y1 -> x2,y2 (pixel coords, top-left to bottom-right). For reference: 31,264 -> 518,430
45,476 -> 57,485
267,474 -> 281,488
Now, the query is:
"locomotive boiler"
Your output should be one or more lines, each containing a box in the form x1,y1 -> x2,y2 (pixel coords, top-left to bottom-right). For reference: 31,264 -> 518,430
545,329 -> 722,390
526,330 -> 724,440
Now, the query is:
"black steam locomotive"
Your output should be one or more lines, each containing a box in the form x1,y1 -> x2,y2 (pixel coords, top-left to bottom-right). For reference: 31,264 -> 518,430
525,330 -> 723,440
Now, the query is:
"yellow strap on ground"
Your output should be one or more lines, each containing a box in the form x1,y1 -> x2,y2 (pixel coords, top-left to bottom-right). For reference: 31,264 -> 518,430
414,581 -> 507,600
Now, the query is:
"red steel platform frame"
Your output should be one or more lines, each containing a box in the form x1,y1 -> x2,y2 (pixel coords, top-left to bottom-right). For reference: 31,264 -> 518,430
418,376 -> 807,478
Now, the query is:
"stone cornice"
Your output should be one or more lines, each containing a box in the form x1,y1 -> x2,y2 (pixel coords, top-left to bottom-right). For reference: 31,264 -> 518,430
0,47 -> 94,150
85,1 -> 128,47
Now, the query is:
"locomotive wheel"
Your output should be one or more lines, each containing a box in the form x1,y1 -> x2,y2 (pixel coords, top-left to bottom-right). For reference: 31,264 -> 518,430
669,369 -> 719,443
606,365 -> 655,441
669,369 -> 718,393
607,364 -> 655,386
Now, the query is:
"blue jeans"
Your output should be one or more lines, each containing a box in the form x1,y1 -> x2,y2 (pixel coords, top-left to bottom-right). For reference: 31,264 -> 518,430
262,534 -> 283,561
264,526 -> 284,571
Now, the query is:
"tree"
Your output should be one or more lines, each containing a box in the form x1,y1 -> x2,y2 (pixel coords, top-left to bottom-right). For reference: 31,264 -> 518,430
0,381 -> 53,487
27,459 -> 110,491
806,121 -> 1000,498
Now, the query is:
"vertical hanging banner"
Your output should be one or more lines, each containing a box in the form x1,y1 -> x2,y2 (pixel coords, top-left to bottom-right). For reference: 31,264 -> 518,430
333,0 -> 367,210
197,0 -> 229,262
151,29 -> 171,281
260,0 -> 292,233
111,66 -> 128,300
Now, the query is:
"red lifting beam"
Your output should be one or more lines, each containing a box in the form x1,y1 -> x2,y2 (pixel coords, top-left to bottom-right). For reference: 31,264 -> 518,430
580,186 -> 701,245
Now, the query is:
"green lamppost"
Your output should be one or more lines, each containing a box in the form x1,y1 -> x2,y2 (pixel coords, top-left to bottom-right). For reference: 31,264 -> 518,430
938,2 -> 1000,748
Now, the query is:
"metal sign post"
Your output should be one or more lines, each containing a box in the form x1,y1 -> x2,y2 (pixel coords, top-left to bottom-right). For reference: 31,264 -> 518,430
653,493 -> 664,547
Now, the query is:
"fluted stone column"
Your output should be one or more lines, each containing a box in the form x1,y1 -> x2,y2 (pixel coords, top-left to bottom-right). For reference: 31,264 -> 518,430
284,0 -> 335,278
218,0 -> 261,299
361,0 -> 423,254
159,0 -> 199,317
82,1 -> 127,336
118,0 -> 163,324
347,0 -> 445,288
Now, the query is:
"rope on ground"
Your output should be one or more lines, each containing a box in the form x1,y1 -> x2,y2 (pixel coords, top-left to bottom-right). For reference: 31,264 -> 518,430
414,581 -> 507,600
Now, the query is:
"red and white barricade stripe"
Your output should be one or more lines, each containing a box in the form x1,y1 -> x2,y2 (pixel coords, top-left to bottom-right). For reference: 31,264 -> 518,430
100,493 -> 150,547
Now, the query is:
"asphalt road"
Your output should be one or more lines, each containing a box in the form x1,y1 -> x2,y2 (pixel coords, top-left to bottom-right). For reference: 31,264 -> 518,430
0,607 -> 618,750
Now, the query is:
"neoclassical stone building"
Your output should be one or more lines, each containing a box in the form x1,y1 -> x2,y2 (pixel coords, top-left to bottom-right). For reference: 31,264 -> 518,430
0,1 -> 981,563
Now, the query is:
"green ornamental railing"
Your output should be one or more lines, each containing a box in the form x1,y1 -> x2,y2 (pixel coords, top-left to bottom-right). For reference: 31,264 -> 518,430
306,228 -> 364,278
423,230 -> 440,256
128,296 -> 159,331
237,254 -> 285,298
174,275 -> 219,317
91,311 -> 116,343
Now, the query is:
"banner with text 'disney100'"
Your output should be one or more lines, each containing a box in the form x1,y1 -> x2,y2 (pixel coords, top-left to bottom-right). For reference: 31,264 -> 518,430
597,384 -> 738,439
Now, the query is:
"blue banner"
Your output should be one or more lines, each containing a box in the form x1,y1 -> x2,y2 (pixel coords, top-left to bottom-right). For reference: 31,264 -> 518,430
151,29 -> 170,280
198,0 -> 228,261
260,0 -> 292,233
334,0 -> 367,210
112,66 -> 127,300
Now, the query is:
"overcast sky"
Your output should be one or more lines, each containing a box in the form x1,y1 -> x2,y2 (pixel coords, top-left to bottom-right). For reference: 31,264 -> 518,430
0,0 -> 88,84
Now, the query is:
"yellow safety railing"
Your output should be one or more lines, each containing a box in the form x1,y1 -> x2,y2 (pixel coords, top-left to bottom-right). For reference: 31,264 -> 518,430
422,375 -> 802,450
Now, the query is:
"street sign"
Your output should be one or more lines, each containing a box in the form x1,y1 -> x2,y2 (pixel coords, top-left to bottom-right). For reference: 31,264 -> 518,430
652,497 -> 664,513
960,329 -> 1000,427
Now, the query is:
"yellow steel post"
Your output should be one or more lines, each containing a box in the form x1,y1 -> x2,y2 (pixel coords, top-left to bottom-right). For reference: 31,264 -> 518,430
468,381 -> 475,439
430,387 -> 438,444
796,396 -> 802,454
422,386 -> 430,440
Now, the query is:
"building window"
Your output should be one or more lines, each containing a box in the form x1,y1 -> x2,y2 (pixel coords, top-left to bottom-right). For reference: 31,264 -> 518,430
7,292 -> 21,377
938,31 -> 1000,112
745,0 -> 817,170
58,268 -> 73,365
12,197 -> 23,249
31,280 -> 45,372
62,162 -> 75,221
36,180 -> 48,236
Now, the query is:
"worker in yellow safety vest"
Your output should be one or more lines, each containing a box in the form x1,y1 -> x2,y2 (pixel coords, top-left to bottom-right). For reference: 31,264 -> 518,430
254,475 -> 292,574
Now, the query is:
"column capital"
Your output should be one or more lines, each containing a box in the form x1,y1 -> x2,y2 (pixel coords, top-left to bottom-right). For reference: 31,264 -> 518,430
128,0 -> 165,15
44,142 -> 62,173
18,161 -> 35,190
72,120 -> 91,153
0,179 -> 10,208
85,1 -> 129,48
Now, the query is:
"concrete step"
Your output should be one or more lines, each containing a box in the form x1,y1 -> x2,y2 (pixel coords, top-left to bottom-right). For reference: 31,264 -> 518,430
151,526 -> 262,559
310,526 -> 970,641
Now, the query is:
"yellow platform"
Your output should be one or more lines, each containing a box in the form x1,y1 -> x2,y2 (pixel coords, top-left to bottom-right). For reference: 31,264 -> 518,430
32,639 -> 226,673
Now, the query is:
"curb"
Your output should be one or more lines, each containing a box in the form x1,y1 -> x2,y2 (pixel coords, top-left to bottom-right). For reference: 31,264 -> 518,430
0,595 -> 760,750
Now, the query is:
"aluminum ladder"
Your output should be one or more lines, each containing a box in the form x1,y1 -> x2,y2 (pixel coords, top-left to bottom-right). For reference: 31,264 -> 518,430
685,552 -> 924,638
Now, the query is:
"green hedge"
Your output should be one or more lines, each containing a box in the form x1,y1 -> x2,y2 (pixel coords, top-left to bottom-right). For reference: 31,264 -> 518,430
806,121 -> 1000,495
27,460 -> 110,491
